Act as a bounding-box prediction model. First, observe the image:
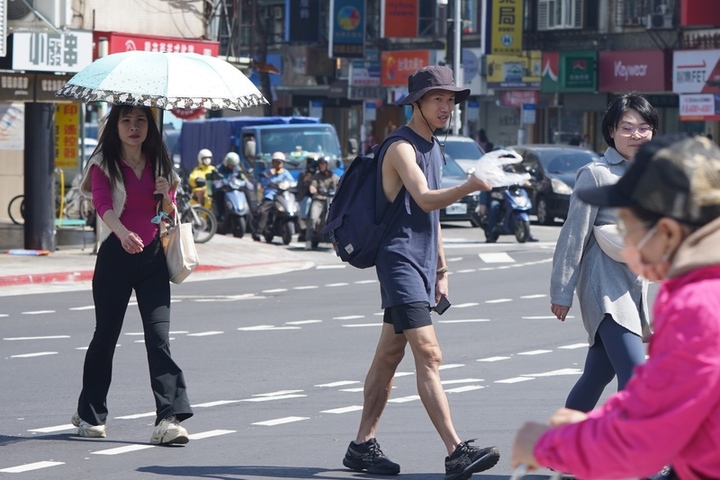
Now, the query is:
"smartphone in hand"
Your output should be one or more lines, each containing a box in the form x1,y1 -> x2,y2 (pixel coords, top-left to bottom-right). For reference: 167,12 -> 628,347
434,296 -> 451,315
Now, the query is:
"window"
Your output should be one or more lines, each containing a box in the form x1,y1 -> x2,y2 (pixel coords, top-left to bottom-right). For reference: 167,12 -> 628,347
537,0 -> 583,30
616,0 -> 673,27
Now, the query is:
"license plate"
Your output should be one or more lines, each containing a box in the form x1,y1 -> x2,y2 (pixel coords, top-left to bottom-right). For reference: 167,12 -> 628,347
445,203 -> 467,215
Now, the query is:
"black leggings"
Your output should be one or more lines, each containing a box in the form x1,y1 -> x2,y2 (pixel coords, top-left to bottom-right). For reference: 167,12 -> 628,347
77,235 -> 192,426
565,314 -> 646,412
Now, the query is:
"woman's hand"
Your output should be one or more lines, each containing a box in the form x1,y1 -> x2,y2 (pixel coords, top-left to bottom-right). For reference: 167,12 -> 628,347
154,176 -> 170,199
549,408 -> 588,427
511,422 -> 550,471
551,303 -> 570,322
120,230 -> 144,254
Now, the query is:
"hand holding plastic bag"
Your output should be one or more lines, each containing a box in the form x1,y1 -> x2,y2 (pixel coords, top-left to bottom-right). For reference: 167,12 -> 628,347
473,149 -> 530,188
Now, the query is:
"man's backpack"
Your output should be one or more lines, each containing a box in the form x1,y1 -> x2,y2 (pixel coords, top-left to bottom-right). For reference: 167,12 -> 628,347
322,129 -> 411,268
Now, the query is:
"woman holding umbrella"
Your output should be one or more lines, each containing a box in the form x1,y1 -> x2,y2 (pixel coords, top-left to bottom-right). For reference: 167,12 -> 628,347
73,105 -> 193,444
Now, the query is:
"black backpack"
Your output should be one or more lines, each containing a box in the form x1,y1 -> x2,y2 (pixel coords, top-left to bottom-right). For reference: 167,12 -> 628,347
322,129 -> 412,268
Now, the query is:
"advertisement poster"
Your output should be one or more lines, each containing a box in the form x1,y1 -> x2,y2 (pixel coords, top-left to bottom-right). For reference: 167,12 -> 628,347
55,104 -> 80,170
0,103 -> 24,150
329,0 -> 365,58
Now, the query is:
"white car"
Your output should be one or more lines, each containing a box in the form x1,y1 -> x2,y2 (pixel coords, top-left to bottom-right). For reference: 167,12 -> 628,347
439,135 -> 485,173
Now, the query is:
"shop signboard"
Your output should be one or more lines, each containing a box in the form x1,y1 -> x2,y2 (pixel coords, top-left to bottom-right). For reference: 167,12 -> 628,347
12,30 -> 93,73
329,0 -> 365,58
559,51 -> 597,92
672,50 -> 720,94
599,50 -> 669,92
93,31 -> 219,57
486,51 -> 541,90
55,103 -> 80,171
380,50 -> 430,87
541,51 -> 559,93
487,0 -> 523,56
382,0 -> 418,38
679,93 -> 720,121
350,60 -> 381,87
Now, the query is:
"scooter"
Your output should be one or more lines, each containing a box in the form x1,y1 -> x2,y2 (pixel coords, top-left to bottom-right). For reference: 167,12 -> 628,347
308,188 -> 335,249
479,185 -> 533,243
212,176 -> 252,238
262,180 -> 298,245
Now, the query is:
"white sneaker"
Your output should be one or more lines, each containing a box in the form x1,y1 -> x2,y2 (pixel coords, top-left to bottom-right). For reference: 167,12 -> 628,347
150,415 -> 188,445
71,412 -> 106,438
305,240 -> 312,250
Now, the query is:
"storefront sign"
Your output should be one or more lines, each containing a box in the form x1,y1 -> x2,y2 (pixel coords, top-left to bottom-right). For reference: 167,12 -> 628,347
679,93 -> 720,121
349,86 -> 384,100
12,31 -> 93,73
0,73 -> 33,101
329,0 -> 365,58
559,51 -> 597,92
55,103 -> 80,170
380,50 -> 430,87
541,52 -> 559,93
486,51 -> 541,90
488,0 -> 523,56
93,31 -> 219,57
502,90 -> 538,107
673,50 -> 720,94
382,0 -> 418,38
350,60 -> 381,87
599,50 -> 669,92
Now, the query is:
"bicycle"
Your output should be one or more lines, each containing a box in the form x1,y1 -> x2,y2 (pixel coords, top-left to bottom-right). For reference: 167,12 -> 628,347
175,182 -> 217,244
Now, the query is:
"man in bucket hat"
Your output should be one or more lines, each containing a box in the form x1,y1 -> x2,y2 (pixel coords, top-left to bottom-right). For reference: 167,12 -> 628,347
342,65 -> 500,479
511,135 -> 720,479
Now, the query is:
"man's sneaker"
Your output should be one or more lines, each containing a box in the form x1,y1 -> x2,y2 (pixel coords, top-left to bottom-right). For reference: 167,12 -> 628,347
150,415 -> 189,445
444,440 -> 500,480
343,438 -> 400,475
71,412 -> 106,438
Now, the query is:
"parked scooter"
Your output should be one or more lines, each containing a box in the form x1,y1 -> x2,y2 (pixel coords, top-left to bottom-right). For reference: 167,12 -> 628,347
479,184 -> 533,243
212,175 -> 252,238
307,188 -> 335,249
261,180 -> 298,245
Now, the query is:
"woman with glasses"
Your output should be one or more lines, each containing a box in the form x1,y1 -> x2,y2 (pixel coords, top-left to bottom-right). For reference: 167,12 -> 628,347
549,93 -> 659,412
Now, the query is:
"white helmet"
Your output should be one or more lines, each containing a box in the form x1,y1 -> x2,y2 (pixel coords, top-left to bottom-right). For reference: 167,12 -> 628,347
224,152 -> 240,168
197,148 -> 213,166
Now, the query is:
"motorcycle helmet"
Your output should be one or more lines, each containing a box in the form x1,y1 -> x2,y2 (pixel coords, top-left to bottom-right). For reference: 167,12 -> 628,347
305,154 -> 319,174
223,152 -> 240,169
198,148 -> 213,166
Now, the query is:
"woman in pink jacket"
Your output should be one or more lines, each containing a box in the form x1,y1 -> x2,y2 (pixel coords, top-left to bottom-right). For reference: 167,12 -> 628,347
511,135 -> 720,480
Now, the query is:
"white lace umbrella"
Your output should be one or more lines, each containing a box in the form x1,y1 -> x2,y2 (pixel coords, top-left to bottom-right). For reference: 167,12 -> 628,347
56,51 -> 267,111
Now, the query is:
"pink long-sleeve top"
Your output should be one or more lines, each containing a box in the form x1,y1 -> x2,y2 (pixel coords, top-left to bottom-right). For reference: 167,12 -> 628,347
534,264 -> 720,480
91,161 -> 173,246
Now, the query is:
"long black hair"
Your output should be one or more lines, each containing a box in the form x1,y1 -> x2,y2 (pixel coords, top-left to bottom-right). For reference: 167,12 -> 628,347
91,106 -> 173,188
601,93 -> 659,149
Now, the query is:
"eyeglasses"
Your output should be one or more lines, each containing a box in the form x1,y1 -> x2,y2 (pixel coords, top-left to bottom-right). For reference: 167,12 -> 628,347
616,216 -> 655,239
616,123 -> 653,137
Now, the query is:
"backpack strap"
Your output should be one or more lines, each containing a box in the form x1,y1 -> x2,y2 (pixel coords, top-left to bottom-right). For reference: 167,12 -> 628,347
373,127 -> 418,224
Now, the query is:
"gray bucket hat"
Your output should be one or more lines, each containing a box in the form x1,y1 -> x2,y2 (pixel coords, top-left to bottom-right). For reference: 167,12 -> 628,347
397,65 -> 470,106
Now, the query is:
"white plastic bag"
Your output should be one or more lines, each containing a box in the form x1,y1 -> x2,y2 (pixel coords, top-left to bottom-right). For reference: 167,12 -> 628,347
473,149 -> 531,188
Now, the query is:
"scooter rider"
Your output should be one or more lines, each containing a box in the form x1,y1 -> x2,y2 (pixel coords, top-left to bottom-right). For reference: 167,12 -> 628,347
188,148 -> 216,206
296,154 -> 319,242
305,156 -> 339,250
212,152 -> 257,224
253,151 -> 294,242
479,186 -> 538,243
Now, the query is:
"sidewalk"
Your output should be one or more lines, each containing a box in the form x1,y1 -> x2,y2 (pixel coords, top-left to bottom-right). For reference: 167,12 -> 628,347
0,221 -> 314,287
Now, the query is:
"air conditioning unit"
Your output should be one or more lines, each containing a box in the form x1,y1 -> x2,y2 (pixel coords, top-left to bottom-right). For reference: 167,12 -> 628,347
646,13 -> 673,29
7,0 -> 72,32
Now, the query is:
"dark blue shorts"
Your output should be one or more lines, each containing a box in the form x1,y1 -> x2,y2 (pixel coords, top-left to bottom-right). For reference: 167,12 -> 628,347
383,301 -> 432,334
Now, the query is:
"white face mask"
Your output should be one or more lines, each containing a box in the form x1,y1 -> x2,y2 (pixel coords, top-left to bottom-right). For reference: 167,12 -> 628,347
620,224 -> 671,281
202,157 -> 212,166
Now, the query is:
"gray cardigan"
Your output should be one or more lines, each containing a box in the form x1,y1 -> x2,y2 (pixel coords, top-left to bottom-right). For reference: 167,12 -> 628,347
550,147 -> 650,346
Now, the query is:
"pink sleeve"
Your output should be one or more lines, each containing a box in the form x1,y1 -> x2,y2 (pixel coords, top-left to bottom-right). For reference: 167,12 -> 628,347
534,281 -> 720,479
91,165 -> 114,219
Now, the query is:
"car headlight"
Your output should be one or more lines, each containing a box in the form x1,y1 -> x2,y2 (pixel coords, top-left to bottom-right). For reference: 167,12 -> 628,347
551,177 -> 573,195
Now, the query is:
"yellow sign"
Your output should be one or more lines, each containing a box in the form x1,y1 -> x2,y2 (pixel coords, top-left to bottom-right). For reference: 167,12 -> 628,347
491,0 -> 523,56
486,51 -> 542,89
55,104 -> 80,170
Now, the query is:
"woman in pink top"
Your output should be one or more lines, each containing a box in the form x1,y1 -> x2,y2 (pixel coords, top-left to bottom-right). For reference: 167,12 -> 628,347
73,106 -> 192,445
512,135 -> 720,480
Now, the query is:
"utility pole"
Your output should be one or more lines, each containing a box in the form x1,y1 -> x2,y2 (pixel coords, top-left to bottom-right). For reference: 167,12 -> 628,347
443,0 -> 462,135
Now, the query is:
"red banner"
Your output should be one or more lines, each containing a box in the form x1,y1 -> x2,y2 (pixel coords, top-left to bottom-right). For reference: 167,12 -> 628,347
382,0 -> 418,38
380,50 -> 430,86
598,50 -> 669,93
93,32 -> 219,58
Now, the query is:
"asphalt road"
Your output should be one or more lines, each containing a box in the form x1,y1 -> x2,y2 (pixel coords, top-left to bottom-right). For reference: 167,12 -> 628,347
0,222 -> 656,480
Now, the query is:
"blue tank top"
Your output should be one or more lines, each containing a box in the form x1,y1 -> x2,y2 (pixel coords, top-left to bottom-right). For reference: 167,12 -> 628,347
375,126 -> 441,309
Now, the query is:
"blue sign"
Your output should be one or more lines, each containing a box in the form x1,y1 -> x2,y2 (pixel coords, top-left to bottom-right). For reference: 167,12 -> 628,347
330,0 -> 365,58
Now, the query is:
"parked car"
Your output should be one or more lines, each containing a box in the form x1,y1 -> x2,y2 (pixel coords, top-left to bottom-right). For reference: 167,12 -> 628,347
439,155 -> 482,227
439,134 -> 485,173
505,144 -> 600,225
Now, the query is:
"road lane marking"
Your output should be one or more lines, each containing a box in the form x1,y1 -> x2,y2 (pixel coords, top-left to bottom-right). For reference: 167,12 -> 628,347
262,288 -> 287,293
523,316 -> 556,319
11,352 -> 57,358
253,390 -> 304,397
293,285 -> 319,290
92,445 -> 154,455
457,269 -> 476,273
479,252 -> 515,263
321,406 -> 363,414
252,416 -> 309,426
477,356 -> 511,362
452,302 -> 479,308
495,377 -> 534,384
334,315 -> 364,320
286,320 -> 322,325
559,343 -> 588,349
3,335 -> 70,341
316,264 -> 345,269
325,282 -> 349,287
238,325 -> 301,331
192,400 -> 241,408
69,305 -> 95,310
522,368 -> 581,377
21,310 -> 55,315
518,350 -> 553,355
0,461 -> 64,473
441,378 -> 484,385
342,323 -> 380,328
485,298 -> 512,303
241,394 -> 306,402
116,412 -> 155,420
28,424 -> 74,433
187,331 -> 224,337
189,429 -> 236,439
340,387 -> 364,392
354,280 -> 376,284
316,381 -> 360,388
438,319 -> 490,324
445,385 -> 484,393
439,364 -> 465,370
520,294 -> 547,299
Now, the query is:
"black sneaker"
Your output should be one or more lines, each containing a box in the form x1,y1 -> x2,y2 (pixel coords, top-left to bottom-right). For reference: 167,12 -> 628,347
444,440 -> 500,480
343,438 -> 400,475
